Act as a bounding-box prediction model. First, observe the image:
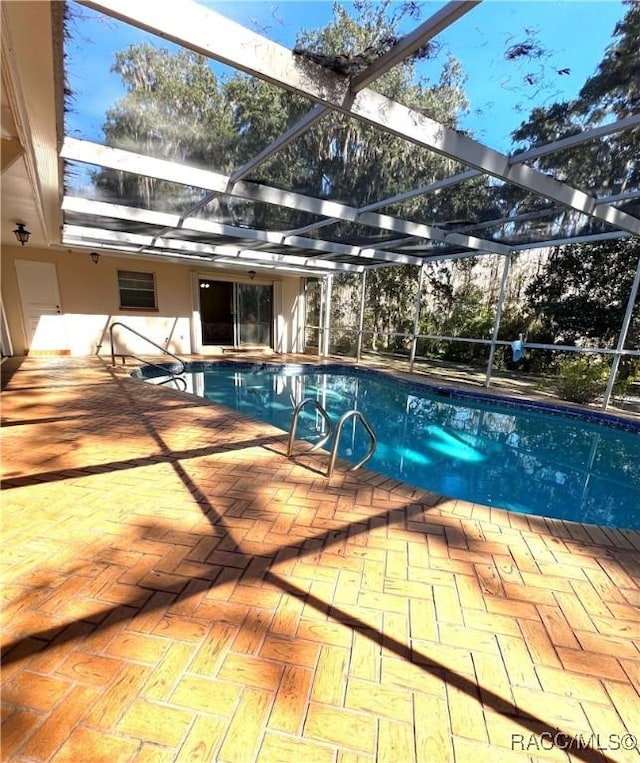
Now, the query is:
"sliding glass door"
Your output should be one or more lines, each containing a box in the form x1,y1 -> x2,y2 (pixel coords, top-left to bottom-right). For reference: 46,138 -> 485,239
237,283 -> 272,346
199,279 -> 272,348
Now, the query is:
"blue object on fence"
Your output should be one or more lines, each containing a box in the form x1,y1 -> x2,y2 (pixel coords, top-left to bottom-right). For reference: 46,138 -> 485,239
511,339 -> 524,362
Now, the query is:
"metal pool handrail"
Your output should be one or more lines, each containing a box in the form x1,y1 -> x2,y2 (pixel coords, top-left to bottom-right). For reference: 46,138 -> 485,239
287,398 -> 377,478
327,409 -> 377,477
109,321 -> 187,390
287,398 -> 334,457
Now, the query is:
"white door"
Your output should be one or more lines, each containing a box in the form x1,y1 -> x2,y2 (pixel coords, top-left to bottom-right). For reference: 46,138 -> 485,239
15,260 -> 68,353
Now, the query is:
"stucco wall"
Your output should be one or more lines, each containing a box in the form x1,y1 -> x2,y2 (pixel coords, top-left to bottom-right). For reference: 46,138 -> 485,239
1,246 -> 306,356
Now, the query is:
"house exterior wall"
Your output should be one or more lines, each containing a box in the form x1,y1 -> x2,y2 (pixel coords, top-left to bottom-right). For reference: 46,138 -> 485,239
1,245 -> 305,356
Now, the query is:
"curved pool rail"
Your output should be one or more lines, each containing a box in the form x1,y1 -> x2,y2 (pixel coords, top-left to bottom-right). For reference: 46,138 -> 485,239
287,398 -> 377,477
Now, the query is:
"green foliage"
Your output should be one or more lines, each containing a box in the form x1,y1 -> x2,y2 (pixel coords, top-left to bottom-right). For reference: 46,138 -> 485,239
364,265 -> 419,339
578,0 -> 640,121
511,2 -> 639,197
524,238 -> 640,348
553,356 -> 609,404
434,284 -> 492,363
331,273 -> 362,330
93,1 -> 470,227
510,3 -> 640,372
95,44 -> 236,209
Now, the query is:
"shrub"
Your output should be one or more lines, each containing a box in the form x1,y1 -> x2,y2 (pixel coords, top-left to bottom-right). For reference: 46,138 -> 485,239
553,356 -> 609,404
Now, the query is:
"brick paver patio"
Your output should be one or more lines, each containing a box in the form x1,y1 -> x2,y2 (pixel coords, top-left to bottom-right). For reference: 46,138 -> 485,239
2,357 -> 639,762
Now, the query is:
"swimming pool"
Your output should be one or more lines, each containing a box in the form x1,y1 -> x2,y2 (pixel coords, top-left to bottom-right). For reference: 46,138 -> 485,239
136,362 -> 640,530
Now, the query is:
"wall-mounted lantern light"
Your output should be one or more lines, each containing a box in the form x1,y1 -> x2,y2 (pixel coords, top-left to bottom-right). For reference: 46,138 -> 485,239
248,270 -> 256,280
90,252 -> 100,264
13,223 -> 30,246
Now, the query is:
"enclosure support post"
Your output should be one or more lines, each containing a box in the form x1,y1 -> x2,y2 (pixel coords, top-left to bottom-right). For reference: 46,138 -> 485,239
356,270 -> 367,363
322,275 -> 333,357
409,263 -> 426,373
602,255 -> 640,409
485,253 -> 511,388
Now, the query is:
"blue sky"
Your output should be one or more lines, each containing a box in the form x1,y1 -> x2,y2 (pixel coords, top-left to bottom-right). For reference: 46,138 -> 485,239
65,0 -> 626,153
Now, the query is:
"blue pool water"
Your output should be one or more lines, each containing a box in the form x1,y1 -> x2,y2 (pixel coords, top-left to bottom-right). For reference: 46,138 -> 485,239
138,362 -> 640,529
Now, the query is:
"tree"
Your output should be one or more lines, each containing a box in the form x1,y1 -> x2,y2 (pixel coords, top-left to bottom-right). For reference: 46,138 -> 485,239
93,44 -> 236,210
363,265 -> 419,351
511,1 -> 639,198
577,0 -> 640,121
90,2 -> 471,226
510,0 -> 640,361
525,238 -> 640,348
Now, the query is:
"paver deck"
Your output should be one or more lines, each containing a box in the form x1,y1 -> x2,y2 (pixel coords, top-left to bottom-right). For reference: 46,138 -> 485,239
2,356 -> 639,763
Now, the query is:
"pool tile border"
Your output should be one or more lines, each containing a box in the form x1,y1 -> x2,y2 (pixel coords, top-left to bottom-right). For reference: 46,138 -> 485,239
133,359 -> 640,434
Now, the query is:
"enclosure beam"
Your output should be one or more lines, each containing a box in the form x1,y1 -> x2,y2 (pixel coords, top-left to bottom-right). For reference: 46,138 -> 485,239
595,189 -> 640,206
61,137 -> 358,222
453,206 -> 633,237
323,275 -> 333,357
385,248 -> 490,262
283,219 -> 339,237
222,0 -> 479,212
359,171 -> 480,215
282,171 -> 478,238
79,0 -> 640,236
404,334 -> 639,355
385,206 -> 564,245
455,206 -> 560,233
356,270 -> 367,363
348,1 -> 480,92
409,262 -> 426,372
372,236 -> 419,250
62,224 -> 364,273
62,138 -> 509,256
63,236 -> 330,275
356,211 -> 509,254
354,117 -> 640,224
290,112 -> 640,237
404,115 -> 640,210
602,255 -> 640,409
230,106 -> 327,187
291,113 -> 640,238
485,254 -> 511,387
62,195 -> 426,266
147,104 -> 329,249
158,0 -> 481,248
509,113 -> 640,164
511,231 -> 630,251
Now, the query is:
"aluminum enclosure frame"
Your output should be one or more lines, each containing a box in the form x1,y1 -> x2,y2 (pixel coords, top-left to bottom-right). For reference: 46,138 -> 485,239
60,0 -> 639,408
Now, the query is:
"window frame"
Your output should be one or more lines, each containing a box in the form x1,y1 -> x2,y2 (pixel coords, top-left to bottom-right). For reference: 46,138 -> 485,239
117,269 -> 158,311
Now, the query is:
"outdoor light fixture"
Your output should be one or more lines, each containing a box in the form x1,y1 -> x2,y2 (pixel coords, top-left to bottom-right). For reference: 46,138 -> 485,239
13,223 -> 30,246
248,270 -> 256,280
90,252 -> 100,264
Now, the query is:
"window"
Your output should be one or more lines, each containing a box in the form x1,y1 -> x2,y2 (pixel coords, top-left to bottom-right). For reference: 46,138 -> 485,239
117,270 -> 157,309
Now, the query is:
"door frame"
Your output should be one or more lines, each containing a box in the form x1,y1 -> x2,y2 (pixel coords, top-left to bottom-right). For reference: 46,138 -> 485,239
14,259 -> 67,354
191,271 -> 278,354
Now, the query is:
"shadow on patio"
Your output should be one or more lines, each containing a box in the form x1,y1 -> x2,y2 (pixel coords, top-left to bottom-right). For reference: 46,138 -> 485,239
2,357 -> 638,763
